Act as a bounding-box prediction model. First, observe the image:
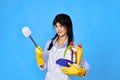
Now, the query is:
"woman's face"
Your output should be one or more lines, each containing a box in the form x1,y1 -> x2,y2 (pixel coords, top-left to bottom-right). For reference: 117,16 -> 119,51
55,22 -> 67,37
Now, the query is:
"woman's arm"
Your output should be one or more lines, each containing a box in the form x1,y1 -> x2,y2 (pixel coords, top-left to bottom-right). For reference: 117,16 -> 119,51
36,39 -> 52,70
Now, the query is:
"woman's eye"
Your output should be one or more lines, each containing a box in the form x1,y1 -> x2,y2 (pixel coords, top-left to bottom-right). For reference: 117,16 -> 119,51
60,25 -> 62,27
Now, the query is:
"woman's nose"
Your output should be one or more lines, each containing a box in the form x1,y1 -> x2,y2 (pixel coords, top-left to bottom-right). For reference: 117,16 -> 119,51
57,26 -> 61,30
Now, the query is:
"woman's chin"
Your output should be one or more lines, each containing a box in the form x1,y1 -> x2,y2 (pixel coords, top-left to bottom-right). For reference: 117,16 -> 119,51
58,34 -> 63,37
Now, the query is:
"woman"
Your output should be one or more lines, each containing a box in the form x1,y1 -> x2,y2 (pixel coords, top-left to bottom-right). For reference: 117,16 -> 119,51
35,13 -> 90,80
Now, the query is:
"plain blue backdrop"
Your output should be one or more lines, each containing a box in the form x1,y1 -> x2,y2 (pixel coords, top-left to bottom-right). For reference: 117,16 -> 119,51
0,0 -> 120,80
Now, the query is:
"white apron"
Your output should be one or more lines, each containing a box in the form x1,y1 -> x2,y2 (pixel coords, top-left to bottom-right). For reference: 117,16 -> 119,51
45,46 -> 73,80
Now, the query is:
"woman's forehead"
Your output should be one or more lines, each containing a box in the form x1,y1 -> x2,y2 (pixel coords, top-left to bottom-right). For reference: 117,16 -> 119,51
56,22 -> 61,26
55,22 -> 67,27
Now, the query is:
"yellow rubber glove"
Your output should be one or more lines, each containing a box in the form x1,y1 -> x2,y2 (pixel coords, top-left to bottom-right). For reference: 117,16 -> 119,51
76,45 -> 83,65
35,46 -> 44,65
61,63 -> 86,77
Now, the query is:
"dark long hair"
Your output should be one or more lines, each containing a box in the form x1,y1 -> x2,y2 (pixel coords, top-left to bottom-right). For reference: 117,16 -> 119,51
47,13 -> 74,50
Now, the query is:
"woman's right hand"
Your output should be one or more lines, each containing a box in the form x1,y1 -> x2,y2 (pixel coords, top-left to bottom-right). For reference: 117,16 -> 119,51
35,46 -> 44,65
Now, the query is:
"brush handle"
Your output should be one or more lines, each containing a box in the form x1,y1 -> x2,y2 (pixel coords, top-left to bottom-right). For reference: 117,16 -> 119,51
29,35 -> 38,47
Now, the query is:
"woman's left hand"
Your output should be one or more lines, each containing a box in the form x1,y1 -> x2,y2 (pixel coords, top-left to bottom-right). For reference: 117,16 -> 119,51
61,63 -> 86,77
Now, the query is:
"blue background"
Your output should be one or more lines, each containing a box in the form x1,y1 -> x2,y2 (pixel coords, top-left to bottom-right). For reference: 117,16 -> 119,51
0,0 -> 120,80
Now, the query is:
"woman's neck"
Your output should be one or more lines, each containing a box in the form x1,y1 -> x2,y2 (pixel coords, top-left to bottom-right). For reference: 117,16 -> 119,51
57,35 -> 68,46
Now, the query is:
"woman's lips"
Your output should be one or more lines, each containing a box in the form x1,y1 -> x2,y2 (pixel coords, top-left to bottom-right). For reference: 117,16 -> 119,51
58,31 -> 62,34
